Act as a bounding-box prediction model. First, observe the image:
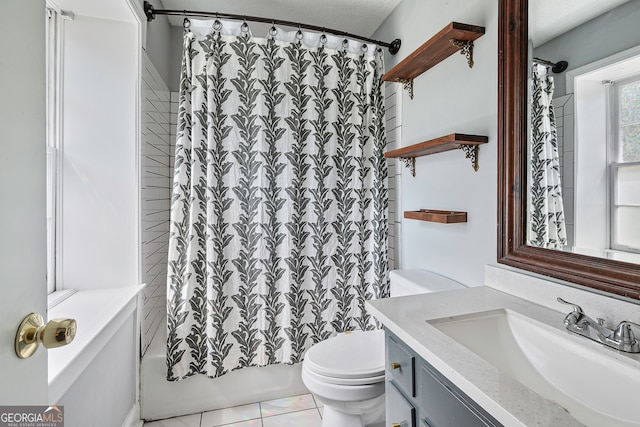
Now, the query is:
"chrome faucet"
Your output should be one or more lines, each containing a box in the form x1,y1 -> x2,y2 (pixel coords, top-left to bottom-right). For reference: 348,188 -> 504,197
557,297 -> 640,353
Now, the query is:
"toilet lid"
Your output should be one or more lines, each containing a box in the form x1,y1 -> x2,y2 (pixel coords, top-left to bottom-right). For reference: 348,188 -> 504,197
304,330 -> 385,383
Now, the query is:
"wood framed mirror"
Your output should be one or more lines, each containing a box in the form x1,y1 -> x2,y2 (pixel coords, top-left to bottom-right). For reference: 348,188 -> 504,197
497,0 -> 640,299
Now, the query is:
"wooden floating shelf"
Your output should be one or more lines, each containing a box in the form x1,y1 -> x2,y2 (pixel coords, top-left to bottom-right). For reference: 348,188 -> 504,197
385,133 -> 488,175
383,22 -> 485,99
404,209 -> 468,224
383,22 -> 485,81
385,133 -> 488,158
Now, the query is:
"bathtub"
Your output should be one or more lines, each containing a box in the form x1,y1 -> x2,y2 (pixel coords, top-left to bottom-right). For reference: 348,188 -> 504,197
140,317 -> 308,421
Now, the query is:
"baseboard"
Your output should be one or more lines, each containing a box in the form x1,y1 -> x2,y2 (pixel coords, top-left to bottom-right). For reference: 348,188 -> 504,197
122,402 -> 143,427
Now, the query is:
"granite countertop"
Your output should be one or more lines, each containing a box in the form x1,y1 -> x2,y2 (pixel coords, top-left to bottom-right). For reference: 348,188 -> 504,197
366,286 -> 640,427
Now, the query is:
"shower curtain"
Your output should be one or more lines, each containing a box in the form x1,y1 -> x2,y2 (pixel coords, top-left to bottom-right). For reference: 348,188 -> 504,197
166,20 -> 389,381
528,63 -> 567,249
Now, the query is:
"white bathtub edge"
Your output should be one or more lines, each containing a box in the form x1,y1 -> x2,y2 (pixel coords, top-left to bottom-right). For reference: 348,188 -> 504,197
140,318 -> 308,421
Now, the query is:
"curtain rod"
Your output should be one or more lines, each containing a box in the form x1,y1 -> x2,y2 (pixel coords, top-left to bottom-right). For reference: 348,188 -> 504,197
143,1 -> 401,55
533,57 -> 568,73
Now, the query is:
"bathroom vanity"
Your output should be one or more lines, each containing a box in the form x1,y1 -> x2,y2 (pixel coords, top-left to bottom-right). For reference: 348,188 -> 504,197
386,331 -> 501,427
367,276 -> 640,427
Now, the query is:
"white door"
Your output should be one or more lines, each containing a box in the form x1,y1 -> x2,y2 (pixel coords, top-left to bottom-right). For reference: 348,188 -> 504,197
0,0 -> 49,404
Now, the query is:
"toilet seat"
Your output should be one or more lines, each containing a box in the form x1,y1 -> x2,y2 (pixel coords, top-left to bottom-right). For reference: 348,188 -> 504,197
301,271 -> 464,427
303,330 -> 385,386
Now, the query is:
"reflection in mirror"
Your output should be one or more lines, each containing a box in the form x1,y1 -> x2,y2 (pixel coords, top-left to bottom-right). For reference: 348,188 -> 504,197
498,0 -> 640,299
527,0 -> 640,264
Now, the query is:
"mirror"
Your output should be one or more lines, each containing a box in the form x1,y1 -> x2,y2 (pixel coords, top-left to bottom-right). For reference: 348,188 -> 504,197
498,0 -> 640,300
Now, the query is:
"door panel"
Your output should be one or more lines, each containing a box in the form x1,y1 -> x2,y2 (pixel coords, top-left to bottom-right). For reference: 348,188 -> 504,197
0,0 -> 48,404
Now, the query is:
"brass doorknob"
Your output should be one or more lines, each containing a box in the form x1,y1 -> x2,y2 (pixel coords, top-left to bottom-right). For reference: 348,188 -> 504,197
15,313 -> 77,359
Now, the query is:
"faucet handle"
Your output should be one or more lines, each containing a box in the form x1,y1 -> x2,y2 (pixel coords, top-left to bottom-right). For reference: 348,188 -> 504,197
557,297 -> 584,313
613,321 -> 640,344
557,297 -> 584,326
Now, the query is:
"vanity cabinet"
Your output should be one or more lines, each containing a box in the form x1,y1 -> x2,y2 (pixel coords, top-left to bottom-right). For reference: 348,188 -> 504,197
385,331 -> 502,427
387,381 -> 416,427
387,334 -> 416,396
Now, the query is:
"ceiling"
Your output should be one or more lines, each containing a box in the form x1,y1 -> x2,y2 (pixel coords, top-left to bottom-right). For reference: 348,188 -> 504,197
530,0 -> 629,47
158,0 -> 402,37
50,0 -> 629,45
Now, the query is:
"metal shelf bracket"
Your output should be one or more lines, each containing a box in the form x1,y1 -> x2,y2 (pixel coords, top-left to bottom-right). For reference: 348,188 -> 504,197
457,144 -> 480,171
450,39 -> 475,68
396,78 -> 414,100
399,157 -> 416,177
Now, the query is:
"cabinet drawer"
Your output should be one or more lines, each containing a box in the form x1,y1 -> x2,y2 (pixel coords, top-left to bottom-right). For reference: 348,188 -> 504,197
418,363 -> 502,427
387,334 -> 415,396
387,381 -> 415,427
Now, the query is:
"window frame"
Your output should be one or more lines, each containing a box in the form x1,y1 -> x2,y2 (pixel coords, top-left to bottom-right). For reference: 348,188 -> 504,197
46,4 -> 64,294
609,73 -> 640,254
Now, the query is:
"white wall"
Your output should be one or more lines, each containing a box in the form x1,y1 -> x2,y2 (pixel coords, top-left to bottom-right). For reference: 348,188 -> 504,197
60,15 -> 139,291
144,21 -> 183,92
142,0 -> 174,88
57,313 -> 136,427
552,93 -> 576,247
534,1 -> 640,98
373,0 -> 498,287
168,26 -> 185,92
574,78 -> 608,252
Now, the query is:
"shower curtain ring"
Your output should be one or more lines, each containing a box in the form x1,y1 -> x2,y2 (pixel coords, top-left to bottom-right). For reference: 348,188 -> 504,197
241,17 -> 249,34
269,20 -> 277,37
295,24 -> 303,41
212,12 -> 222,31
183,16 -> 191,30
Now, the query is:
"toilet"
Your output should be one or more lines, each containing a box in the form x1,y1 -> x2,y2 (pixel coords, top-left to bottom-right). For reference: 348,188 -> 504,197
301,269 -> 465,427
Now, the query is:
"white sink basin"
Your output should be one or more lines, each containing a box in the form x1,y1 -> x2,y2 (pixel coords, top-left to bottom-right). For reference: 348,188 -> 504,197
428,309 -> 640,427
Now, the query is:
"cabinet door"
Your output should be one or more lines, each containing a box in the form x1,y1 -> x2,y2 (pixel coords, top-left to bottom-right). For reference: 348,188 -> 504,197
387,334 -> 416,397
387,381 -> 415,427
418,364 -> 502,427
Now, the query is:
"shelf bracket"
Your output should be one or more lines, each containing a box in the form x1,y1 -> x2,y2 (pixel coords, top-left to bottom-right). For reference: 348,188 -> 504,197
399,157 -> 416,177
396,78 -> 414,100
457,144 -> 480,171
450,39 -> 475,68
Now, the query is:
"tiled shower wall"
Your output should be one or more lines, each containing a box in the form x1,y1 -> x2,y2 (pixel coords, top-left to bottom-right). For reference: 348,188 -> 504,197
140,69 -> 401,354
386,82 -> 402,270
141,52 -> 172,355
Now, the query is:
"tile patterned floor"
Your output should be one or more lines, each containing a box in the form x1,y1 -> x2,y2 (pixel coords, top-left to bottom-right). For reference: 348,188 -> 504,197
144,394 -> 324,427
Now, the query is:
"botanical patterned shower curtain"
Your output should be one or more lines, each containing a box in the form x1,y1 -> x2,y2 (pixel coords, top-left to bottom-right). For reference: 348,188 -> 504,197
528,64 -> 567,249
166,21 -> 389,381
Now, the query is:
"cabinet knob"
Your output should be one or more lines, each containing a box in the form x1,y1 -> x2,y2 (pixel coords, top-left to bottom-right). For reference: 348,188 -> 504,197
391,424 -> 402,427
390,362 -> 401,370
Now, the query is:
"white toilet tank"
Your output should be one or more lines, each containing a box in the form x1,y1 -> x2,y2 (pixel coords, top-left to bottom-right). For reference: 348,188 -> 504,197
389,269 -> 464,297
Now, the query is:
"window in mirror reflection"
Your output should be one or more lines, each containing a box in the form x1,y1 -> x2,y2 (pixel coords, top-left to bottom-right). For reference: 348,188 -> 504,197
612,76 -> 640,252
617,77 -> 640,162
